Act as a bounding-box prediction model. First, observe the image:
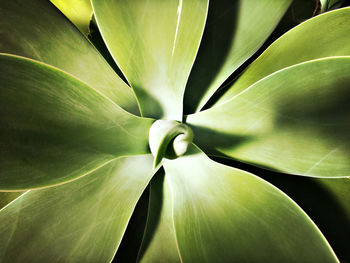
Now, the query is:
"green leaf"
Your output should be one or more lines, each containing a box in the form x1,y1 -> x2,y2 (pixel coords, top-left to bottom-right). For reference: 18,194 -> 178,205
163,146 -> 338,262
0,54 -> 153,190
188,57 -> 350,178
50,0 -> 92,35
0,192 -> 24,210
216,7 -> 350,104
0,0 -> 138,114
138,172 -> 181,263
0,155 -> 155,263
91,0 -> 208,119
184,0 -> 292,113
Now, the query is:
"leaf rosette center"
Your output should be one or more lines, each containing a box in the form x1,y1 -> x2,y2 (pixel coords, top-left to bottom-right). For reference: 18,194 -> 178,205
149,120 -> 194,167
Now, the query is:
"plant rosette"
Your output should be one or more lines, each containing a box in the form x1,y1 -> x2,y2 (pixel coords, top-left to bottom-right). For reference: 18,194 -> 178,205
0,0 -> 349,262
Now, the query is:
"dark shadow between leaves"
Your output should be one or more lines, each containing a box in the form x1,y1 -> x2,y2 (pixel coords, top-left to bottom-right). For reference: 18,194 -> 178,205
183,0 -> 240,114
136,169 -> 165,262
188,124 -> 253,157
113,184 -> 150,263
88,16 -> 128,84
131,87 -> 164,119
201,0 -> 318,110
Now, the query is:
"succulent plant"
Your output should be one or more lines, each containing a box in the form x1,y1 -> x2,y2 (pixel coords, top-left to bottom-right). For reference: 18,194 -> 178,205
0,0 -> 349,262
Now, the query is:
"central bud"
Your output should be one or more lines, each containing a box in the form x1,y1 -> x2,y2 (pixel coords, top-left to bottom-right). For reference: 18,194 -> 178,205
149,120 -> 193,167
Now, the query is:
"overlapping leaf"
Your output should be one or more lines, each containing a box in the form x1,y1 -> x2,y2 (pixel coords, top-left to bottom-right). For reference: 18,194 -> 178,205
0,0 -> 138,114
0,54 -> 153,190
50,0 -> 92,35
188,57 -> 350,178
0,192 -> 24,210
162,146 -> 338,262
138,172 -> 181,263
183,0 -> 291,113
216,7 -> 350,103
0,155 -> 155,263
92,0 -> 208,119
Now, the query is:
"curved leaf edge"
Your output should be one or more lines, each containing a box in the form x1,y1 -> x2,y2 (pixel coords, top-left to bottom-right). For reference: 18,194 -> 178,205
90,2 -> 147,117
197,55 -> 350,114
205,152 -> 350,180
0,191 -> 28,214
209,6 -> 350,107
136,168 -> 184,263
108,156 -> 161,263
194,0 -> 292,113
0,53 -> 144,119
168,144 -> 339,261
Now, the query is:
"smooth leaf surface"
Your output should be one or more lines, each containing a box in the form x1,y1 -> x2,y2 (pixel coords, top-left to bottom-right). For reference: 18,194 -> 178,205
0,0 -> 138,114
163,146 -> 338,262
92,0 -> 208,119
0,155 -> 155,263
216,7 -> 350,104
0,54 -> 153,190
50,0 -> 92,35
138,172 -> 181,263
0,192 -> 24,210
188,57 -> 350,178
183,0 -> 291,113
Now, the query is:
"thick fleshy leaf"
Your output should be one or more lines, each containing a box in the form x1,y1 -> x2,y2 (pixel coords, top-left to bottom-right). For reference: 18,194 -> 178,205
138,172 -> 181,263
216,7 -> 350,104
0,0 -> 138,114
0,54 -> 153,190
92,0 -> 208,119
50,0 -> 92,35
188,57 -> 350,178
183,0 -> 291,113
163,146 -> 338,262
0,155 -> 155,263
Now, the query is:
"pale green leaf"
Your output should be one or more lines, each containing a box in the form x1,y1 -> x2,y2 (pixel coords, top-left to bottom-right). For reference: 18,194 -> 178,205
91,0 -> 208,119
184,0 -> 291,113
0,54 -> 153,190
50,0 -> 92,35
188,57 -> 350,178
0,0 -> 138,114
163,146 -> 338,262
0,155 -> 155,263
138,172 -> 181,263
216,7 -> 350,104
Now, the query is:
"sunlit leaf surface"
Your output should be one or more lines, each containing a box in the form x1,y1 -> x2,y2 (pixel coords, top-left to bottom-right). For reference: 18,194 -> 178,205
0,0 -> 348,261
0,0 -> 138,114
50,0 -> 92,35
188,57 -> 350,178
216,7 -> 350,103
92,0 -> 208,119
163,146 -> 338,262
183,0 -> 291,113
0,155 -> 155,263
0,54 -> 153,190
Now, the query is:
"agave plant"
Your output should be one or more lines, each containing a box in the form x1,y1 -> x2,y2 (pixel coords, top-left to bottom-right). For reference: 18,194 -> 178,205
0,0 -> 349,262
